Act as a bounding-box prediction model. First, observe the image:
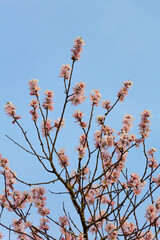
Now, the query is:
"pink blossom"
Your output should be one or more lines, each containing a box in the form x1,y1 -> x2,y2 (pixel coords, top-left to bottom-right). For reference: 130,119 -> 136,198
59,215 -> 69,226
127,173 -> 145,195
12,219 -> 24,233
57,148 -> 70,167
42,89 -> 54,111
73,110 -> 87,128
118,132 -> 136,148
28,79 -> 41,96
59,64 -> 71,80
41,119 -> 53,136
30,109 -> 39,121
144,231 -> 154,240
101,151 -> 112,169
96,210 -> 106,227
70,82 -> 86,106
3,170 -> 17,189
104,222 -> 116,233
4,102 -> 21,124
80,121 -> 87,128
121,114 -> 134,133
138,109 -> 152,138
29,99 -> 39,121
100,135 -> 115,150
110,170 -> 120,183
99,195 -> 109,205
117,80 -> 133,102
71,36 -> 85,61
102,99 -> 111,110
93,130 -> 101,148
79,134 -> 87,146
11,190 -> 28,209
54,118 -> 65,130
24,221 -> 32,228
30,99 -> 38,108
104,223 -> 118,240
90,89 -> 101,106
117,114 -> 135,148
147,147 -> 158,168
76,145 -> 86,158
148,156 -> 158,168
96,115 -> 105,126
73,110 -> 84,122
155,197 -> 160,212
0,155 -> 9,168
102,170 -> 119,186
70,166 -> 89,184
147,147 -> 157,156
81,166 -> 89,180
77,233 -> 85,240
28,186 -> 48,217
85,185 -> 100,205
39,217 -> 50,230
145,204 -> 158,224
101,125 -> 116,135
73,82 -> 86,95
88,210 -> 105,231
89,225 -> 97,234
0,232 -> 4,239
152,174 -> 160,186
121,219 -> 136,234
38,207 -> 50,216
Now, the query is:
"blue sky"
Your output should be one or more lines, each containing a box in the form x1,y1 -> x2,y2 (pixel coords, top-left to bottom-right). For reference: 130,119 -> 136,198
1,0 -> 160,239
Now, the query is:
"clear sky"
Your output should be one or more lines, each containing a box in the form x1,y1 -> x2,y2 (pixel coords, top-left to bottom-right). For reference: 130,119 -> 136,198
1,0 -> 160,239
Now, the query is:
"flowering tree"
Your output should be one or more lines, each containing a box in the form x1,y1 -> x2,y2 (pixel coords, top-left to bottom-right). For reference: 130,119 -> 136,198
0,37 -> 160,240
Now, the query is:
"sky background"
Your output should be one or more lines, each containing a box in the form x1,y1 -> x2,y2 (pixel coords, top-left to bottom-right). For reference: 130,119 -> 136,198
1,0 -> 160,239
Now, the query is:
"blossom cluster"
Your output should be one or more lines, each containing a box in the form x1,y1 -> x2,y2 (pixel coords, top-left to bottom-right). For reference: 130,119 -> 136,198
71,36 -> 85,61
89,89 -> 101,106
140,231 -> 154,240
96,115 -> 105,126
94,126 -> 116,151
101,151 -> 112,169
42,89 -> 54,111
59,215 -> 84,240
152,174 -> 160,186
121,114 -> 134,133
127,173 -> 145,195
102,99 -> 111,110
85,185 -> 100,205
117,114 -> 136,148
54,117 -> 65,130
0,154 -> 50,239
117,80 -> 133,102
59,64 -> 71,80
41,118 -> 52,136
57,148 -> 70,167
28,79 -> 40,96
138,109 -> 152,138
70,81 -> 86,106
29,99 -> 39,121
88,210 -> 106,234
147,147 -> 158,168
70,165 -> 89,186
73,110 -> 87,128
104,222 -> 118,240
4,102 -> 21,124
145,199 -> 160,225
121,220 -> 136,235
29,186 -> 50,216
